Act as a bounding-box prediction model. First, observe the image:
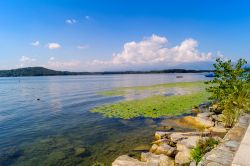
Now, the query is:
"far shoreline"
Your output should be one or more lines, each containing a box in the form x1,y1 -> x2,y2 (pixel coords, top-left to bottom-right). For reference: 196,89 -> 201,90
0,66 -> 213,77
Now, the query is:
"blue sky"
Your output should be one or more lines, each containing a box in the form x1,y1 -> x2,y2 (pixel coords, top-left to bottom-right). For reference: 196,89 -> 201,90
0,0 -> 250,71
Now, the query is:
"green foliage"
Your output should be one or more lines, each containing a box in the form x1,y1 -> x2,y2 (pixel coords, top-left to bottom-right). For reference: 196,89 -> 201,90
92,162 -> 105,166
206,58 -> 250,127
191,137 -> 219,165
92,90 -> 209,119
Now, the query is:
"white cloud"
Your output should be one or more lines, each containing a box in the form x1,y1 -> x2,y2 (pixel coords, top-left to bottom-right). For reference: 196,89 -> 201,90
18,56 -> 36,67
90,34 -> 212,69
77,45 -> 89,49
65,19 -> 77,24
31,41 -> 40,47
47,60 -> 80,69
49,57 -> 55,61
85,16 -> 90,20
20,56 -> 36,63
48,43 -> 61,49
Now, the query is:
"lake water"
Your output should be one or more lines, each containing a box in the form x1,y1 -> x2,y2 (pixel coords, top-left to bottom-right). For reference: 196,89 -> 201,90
0,73 -> 209,166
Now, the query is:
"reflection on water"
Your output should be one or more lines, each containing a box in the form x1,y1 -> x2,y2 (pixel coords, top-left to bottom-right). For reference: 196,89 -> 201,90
122,87 -> 199,101
0,74 -> 209,165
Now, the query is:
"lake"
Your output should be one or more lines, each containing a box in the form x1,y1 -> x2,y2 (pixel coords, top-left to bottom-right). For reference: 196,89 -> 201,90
0,73 -> 209,166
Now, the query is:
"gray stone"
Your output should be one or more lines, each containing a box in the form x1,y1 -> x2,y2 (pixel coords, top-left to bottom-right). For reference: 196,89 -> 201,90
155,131 -> 171,140
175,149 -> 191,165
170,133 -> 187,142
141,152 -> 174,166
190,161 -> 197,166
197,112 -> 214,118
209,126 -> 227,133
150,143 -> 176,157
211,115 -> 219,121
206,150 -> 234,165
179,136 -> 200,149
224,140 -> 239,150
206,162 -> 223,166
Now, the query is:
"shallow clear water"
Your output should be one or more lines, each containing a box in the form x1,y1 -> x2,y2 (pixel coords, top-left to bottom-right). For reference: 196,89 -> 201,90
0,73 -> 209,166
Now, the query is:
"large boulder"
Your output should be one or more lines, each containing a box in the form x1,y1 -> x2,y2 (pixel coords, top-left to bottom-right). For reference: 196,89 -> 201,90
209,126 -> 227,133
152,138 -> 170,145
141,152 -> 175,166
170,133 -> 187,143
197,112 -> 214,119
150,143 -> 176,157
194,117 -> 214,128
175,136 -> 200,165
155,131 -> 172,140
175,149 -> 191,165
112,155 -> 146,166
177,136 -> 200,149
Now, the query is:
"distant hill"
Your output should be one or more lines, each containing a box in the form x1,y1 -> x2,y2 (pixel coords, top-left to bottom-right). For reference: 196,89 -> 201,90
0,67 -> 90,77
0,67 -> 213,77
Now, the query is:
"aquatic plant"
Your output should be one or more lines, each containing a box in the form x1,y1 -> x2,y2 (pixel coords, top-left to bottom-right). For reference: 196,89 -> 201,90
191,137 -> 219,165
99,81 -> 206,96
92,90 -> 209,119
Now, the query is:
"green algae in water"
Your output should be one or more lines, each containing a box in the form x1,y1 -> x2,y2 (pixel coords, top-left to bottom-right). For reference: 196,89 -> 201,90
92,91 -> 209,119
98,81 -> 206,96
92,81 -> 209,119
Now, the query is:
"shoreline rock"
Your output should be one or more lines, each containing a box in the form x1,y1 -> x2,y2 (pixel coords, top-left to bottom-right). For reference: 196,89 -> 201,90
112,102 -> 238,166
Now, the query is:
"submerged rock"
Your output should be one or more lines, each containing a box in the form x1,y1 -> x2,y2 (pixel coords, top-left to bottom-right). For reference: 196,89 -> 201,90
74,147 -> 86,156
133,144 -> 151,152
152,138 -> 170,145
170,116 -> 206,130
194,117 -> 215,128
197,112 -> 214,119
156,125 -> 174,131
112,155 -> 146,166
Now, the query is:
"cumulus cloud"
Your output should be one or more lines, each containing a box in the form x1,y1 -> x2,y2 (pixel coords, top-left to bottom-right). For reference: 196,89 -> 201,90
91,34 -> 212,70
65,19 -> 77,24
18,56 -> 36,67
20,56 -> 36,63
31,41 -> 40,47
47,60 -> 80,69
48,43 -> 61,49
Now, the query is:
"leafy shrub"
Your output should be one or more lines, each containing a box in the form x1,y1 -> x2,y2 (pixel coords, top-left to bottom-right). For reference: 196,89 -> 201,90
191,137 -> 219,165
206,58 -> 250,127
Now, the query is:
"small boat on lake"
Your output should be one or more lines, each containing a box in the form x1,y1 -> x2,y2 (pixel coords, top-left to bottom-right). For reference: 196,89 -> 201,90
205,72 -> 216,77
176,76 -> 183,78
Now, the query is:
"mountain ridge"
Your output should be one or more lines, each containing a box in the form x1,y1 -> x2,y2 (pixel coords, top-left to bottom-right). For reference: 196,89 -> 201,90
0,66 -> 213,77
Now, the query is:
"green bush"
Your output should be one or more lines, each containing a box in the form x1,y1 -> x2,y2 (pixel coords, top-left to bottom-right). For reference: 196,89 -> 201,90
191,137 -> 219,165
206,58 -> 250,127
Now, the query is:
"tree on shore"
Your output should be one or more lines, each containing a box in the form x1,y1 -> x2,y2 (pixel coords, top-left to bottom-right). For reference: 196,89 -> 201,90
206,58 -> 250,127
